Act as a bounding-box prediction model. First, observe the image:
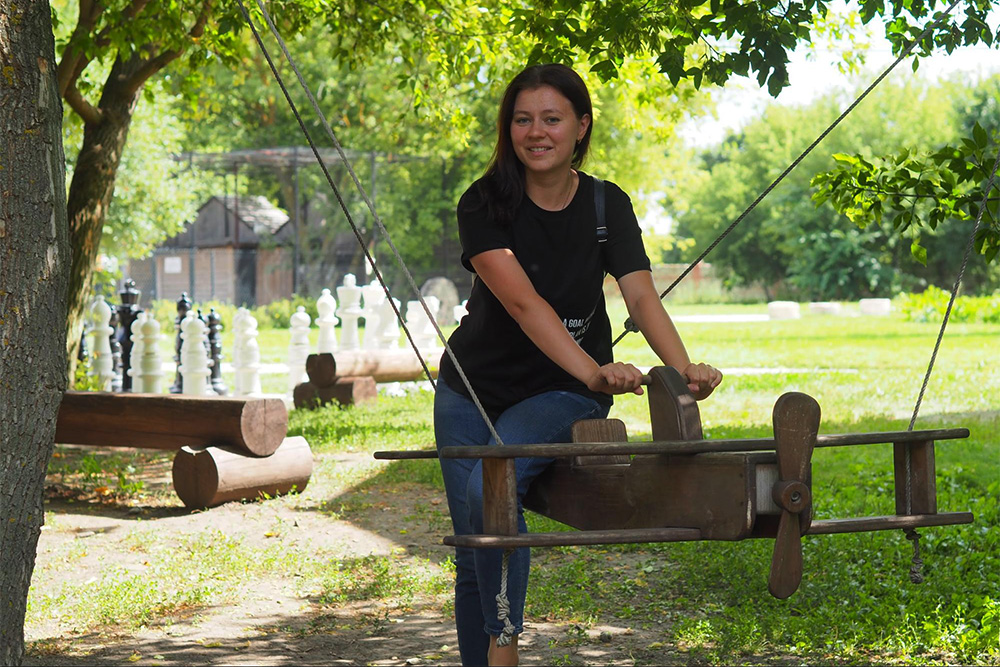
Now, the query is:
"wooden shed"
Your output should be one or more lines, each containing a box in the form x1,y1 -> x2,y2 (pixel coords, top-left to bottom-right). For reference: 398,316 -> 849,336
127,195 -> 294,307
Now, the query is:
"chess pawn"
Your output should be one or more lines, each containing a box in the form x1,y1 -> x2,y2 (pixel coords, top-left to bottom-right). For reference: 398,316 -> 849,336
316,288 -> 339,354
361,281 -> 385,350
377,297 -> 402,349
127,312 -> 147,391
287,306 -> 312,398
135,314 -> 164,393
179,312 -> 213,396
454,300 -> 469,323
232,307 -> 262,397
88,296 -> 116,391
171,292 -> 192,393
207,308 -> 227,395
336,273 -> 363,351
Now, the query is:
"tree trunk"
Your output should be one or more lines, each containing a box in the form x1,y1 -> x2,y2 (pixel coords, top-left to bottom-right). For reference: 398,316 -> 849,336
0,0 -> 70,663
64,55 -> 144,379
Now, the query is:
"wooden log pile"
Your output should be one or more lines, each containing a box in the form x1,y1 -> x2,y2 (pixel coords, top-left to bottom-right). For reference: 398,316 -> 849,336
55,392 -> 312,509
293,352 -> 378,410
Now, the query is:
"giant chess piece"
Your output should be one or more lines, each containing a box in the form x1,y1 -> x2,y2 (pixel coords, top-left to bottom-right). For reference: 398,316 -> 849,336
287,306 -> 311,399
88,296 -> 116,391
207,308 -> 228,395
116,279 -> 142,391
132,313 -> 164,394
232,307 -> 262,397
377,296 -> 402,349
179,311 -> 213,396
108,308 -> 123,392
170,292 -> 192,393
336,274 -> 363,351
405,297 -> 440,352
361,280 -> 385,350
127,312 -> 147,391
316,288 -> 339,354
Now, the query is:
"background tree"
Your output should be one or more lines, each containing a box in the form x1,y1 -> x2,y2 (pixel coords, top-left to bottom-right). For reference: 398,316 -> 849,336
0,0 -> 70,663
667,75 -> 998,299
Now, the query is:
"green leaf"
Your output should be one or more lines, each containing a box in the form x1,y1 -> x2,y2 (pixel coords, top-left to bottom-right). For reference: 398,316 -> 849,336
973,121 -> 988,149
910,239 -> 928,265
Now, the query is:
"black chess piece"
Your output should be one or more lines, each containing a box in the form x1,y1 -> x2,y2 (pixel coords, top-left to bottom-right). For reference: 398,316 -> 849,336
207,308 -> 228,395
116,279 -> 142,392
170,292 -> 192,394
109,309 -> 123,392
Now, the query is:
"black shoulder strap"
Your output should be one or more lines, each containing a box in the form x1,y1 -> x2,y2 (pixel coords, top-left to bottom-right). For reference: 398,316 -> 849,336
594,176 -> 607,243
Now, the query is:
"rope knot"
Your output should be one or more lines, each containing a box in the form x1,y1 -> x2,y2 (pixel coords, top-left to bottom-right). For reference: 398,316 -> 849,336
905,528 -> 925,584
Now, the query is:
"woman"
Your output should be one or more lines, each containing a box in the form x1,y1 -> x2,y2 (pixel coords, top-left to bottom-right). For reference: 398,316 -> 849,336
435,63 -> 722,666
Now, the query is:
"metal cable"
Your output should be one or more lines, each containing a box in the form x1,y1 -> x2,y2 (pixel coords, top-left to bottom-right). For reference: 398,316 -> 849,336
235,0 -> 505,446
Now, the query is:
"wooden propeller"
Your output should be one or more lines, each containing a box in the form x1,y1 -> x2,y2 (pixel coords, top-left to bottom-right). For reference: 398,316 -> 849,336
768,392 -> 821,599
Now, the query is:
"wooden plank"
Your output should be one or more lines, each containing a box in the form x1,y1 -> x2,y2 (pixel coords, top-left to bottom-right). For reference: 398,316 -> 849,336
444,526 -> 703,549
523,462 -> 633,530
374,449 -> 438,460
56,391 -> 288,457
438,428 -> 969,460
172,436 -> 314,508
647,366 -> 703,441
625,453 -> 757,539
482,458 -> 518,536
893,440 -> 937,515
806,512 -> 973,535
570,419 -> 629,466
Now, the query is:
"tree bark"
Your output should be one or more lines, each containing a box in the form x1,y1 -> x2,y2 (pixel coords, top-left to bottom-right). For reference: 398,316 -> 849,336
0,0 -> 70,663
64,53 -> 145,375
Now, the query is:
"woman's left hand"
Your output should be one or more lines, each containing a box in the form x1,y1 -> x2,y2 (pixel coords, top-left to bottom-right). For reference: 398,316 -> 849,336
682,363 -> 723,401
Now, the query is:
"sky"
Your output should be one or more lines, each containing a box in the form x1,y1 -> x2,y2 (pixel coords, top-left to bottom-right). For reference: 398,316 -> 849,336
680,17 -> 1000,148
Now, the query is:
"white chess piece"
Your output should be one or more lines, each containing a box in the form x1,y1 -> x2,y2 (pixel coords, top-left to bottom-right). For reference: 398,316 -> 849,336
179,312 -> 213,395
454,299 -> 469,324
134,314 -> 164,393
316,288 -> 339,354
336,274 -> 363,351
361,280 -> 385,350
287,306 -> 311,398
232,307 -> 262,397
378,297 -> 402,349
88,296 -> 115,391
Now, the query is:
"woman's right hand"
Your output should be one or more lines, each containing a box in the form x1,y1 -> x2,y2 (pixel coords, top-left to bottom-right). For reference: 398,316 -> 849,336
586,362 -> 646,395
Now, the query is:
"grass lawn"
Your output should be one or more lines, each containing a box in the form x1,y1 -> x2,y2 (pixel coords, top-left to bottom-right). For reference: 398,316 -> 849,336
45,301 -> 997,665
285,300 -> 999,665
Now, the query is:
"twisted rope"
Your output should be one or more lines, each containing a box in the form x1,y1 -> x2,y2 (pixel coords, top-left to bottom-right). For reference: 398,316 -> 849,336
495,549 -> 517,647
901,143 -> 1000,583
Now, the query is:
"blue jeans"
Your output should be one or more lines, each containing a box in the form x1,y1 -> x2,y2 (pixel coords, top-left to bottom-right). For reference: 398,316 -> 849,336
434,380 -> 609,666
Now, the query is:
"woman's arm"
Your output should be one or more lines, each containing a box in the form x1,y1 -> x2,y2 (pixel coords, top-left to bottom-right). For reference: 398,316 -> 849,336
470,248 -> 645,395
617,270 -> 722,400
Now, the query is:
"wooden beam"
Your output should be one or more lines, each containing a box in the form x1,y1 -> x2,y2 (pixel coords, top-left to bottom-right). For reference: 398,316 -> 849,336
444,526 -> 702,549
55,391 -> 288,457
482,458 -> 518,536
807,512 -> 972,535
893,440 -> 938,515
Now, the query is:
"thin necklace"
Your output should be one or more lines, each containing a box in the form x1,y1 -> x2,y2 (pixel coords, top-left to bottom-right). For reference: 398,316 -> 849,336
558,173 -> 575,210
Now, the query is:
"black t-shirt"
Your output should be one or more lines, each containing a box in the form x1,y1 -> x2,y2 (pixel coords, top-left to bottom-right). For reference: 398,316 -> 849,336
438,172 -> 651,417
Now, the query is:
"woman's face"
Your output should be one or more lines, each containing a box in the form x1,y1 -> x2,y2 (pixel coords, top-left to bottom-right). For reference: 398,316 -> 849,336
510,85 -> 590,179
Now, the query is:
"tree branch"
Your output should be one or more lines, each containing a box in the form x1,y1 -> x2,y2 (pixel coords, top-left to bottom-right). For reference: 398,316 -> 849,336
56,0 -> 104,96
123,0 -> 215,98
64,83 -> 103,125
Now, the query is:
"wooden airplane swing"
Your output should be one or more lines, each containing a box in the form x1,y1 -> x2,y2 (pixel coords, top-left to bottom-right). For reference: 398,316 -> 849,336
376,367 -> 973,598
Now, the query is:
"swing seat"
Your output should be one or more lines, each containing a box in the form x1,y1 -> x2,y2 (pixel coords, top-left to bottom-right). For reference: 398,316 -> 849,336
376,367 -> 973,598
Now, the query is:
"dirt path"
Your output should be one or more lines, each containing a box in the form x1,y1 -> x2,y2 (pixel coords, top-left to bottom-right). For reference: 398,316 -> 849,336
25,448 -> 678,666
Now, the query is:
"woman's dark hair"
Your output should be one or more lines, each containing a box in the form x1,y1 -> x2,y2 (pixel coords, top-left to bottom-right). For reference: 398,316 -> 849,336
471,64 -> 594,226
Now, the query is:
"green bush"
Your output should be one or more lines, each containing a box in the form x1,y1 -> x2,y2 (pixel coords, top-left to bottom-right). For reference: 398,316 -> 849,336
252,295 -> 320,329
898,286 -> 1000,323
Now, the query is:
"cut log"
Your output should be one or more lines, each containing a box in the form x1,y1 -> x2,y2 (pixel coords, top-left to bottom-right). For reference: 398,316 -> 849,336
171,436 -> 313,509
334,349 -> 435,383
305,353 -> 338,388
293,376 -> 378,409
55,391 -> 288,457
